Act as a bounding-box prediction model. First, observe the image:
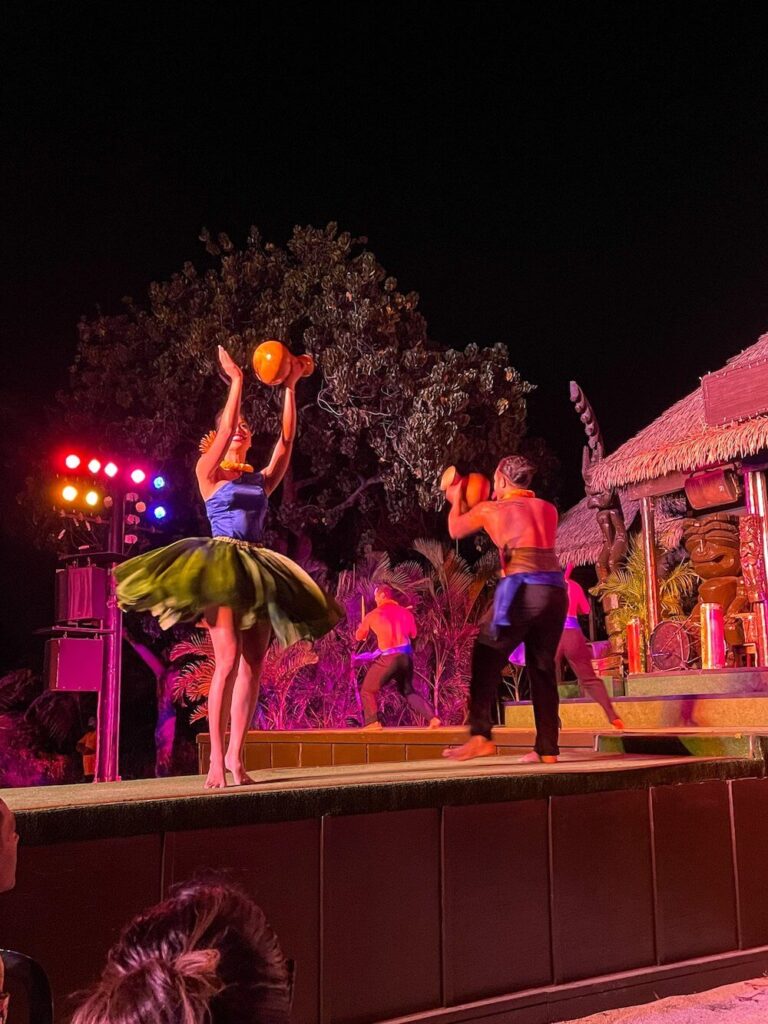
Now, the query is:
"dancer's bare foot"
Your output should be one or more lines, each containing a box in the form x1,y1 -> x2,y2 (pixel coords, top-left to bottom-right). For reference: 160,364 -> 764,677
518,750 -> 558,764
442,736 -> 496,760
428,717 -> 442,729
225,756 -> 255,786
205,762 -> 229,789
362,721 -> 383,731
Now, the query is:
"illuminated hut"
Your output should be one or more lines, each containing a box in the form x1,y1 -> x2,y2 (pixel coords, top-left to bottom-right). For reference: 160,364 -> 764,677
585,332 -> 768,665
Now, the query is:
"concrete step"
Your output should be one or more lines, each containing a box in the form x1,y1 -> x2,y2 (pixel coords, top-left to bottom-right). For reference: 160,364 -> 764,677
503,693 -> 768,731
594,729 -> 767,760
626,667 -> 768,697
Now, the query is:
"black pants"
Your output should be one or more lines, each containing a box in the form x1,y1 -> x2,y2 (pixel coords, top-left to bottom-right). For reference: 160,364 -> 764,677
469,584 -> 567,755
360,653 -> 435,725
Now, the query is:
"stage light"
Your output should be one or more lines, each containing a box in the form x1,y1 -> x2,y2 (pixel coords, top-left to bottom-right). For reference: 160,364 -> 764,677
135,500 -> 147,513
130,468 -> 146,484
152,505 -> 167,521
152,475 -> 166,490
84,490 -> 99,507
124,533 -> 138,545
104,462 -> 118,478
62,485 -> 78,502
65,454 -> 81,469
88,458 -> 101,474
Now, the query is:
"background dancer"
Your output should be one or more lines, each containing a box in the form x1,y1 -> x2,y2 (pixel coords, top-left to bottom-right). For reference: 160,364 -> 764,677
558,564 -> 624,729
115,344 -> 342,788
355,586 -> 440,729
442,455 -> 567,762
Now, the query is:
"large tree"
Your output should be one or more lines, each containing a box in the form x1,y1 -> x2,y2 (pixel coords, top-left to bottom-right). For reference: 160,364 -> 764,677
59,223 -> 535,563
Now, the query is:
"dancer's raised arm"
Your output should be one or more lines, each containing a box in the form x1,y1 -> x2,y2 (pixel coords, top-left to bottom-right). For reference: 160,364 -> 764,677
261,360 -> 303,495
196,345 -> 243,483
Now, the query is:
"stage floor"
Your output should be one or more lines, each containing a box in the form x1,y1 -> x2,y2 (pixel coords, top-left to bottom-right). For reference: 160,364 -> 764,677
4,743 -> 763,846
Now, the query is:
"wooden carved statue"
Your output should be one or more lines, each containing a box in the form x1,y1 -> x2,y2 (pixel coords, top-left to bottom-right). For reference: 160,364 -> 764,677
682,513 -> 749,646
739,514 -> 768,603
569,381 -> 628,581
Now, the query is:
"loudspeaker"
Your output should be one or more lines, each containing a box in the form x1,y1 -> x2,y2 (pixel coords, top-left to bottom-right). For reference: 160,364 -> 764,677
684,468 -> 741,510
46,637 -> 104,692
55,565 -> 108,623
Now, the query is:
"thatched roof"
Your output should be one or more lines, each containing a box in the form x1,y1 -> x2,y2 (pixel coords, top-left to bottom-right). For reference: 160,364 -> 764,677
556,495 -> 686,567
589,333 -> 768,492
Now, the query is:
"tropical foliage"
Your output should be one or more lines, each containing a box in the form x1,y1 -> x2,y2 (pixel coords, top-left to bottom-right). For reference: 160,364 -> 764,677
171,540 -> 495,728
591,535 -> 698,635
50,222 -> 537,563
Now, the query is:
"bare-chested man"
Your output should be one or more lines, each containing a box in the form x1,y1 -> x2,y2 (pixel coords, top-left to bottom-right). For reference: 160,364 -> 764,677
443,455 -> 567,762
355,585 -> 440,729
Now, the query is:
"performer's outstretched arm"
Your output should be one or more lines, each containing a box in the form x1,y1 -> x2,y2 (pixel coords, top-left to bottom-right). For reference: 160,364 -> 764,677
196,345 -> 243,482
261,362 -> 303,494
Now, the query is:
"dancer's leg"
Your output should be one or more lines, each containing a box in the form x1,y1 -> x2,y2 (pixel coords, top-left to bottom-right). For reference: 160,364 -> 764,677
524,587 -> 568,757
204,605 -> 241,789
444,618 -> 525,760
360,656 -> 391,725
226,618 -> 272,784
561,628 -> 621,724
397,655 -> 438,724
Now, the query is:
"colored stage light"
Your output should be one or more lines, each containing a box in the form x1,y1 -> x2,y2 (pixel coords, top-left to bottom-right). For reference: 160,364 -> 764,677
135,501 -> 147,513
88,458 -> 101,474
152,505 -> 167,521
84,490 -> 99,507
104,462 -> 119,478
130,468 -> 146,484
65,454 -> 81,469
152,475 -> 166,490
62,485 -> 78,502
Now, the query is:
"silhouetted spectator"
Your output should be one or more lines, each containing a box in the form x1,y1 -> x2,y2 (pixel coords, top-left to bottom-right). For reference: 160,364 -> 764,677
71,879 -> 292,1024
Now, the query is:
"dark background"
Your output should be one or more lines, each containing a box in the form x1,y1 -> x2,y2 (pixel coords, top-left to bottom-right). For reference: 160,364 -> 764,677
2,2 -> 768,666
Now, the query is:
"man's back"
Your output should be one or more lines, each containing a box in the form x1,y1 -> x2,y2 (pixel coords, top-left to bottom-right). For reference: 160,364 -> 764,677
474,496 -> 559,572
362,601 -> 416,650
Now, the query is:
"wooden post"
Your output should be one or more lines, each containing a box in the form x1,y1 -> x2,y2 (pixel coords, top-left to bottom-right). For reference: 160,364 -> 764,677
639,496 -> 660,638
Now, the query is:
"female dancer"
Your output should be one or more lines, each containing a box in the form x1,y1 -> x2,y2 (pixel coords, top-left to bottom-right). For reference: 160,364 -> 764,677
116,344 -> 342,788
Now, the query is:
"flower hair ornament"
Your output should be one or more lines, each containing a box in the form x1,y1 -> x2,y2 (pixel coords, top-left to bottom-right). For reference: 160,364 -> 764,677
198,431 -> 254,474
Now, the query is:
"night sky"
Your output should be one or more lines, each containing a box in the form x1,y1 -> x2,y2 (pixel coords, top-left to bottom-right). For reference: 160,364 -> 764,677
2,3 -> 768,664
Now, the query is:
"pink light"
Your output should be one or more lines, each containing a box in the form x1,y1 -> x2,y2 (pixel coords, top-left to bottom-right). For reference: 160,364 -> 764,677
88,458 -> 101,474
104,462 -> 119,478
130,468 -> 146,484
65,454 -> 81,469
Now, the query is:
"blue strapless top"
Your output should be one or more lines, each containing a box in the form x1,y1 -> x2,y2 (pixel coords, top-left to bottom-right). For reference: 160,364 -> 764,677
204,474 -> 268,542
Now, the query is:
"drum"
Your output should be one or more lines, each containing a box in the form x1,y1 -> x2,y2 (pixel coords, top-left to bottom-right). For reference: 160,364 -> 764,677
648,618 -> 700,671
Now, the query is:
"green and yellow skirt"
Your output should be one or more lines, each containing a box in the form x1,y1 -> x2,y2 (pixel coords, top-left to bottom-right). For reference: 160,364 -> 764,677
114,536 -> 343,646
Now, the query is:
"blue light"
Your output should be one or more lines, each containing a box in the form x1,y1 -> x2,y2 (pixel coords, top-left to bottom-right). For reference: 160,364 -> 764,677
152,475 -> 166,490
153,505 -> 168,521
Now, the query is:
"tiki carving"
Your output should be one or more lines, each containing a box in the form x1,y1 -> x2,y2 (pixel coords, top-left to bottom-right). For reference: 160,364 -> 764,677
739,513 -> 768,602
682,513 -> 748,646
570,381 -> 628,581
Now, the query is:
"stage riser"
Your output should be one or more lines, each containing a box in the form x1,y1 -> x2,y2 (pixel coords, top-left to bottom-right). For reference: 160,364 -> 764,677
3,776 -> 768,1024
504,696 -> 768,730
197,729 -> 598,773
626,667 -> 768,697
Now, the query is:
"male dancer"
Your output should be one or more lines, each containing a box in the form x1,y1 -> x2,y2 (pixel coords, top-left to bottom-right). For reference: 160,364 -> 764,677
443,455 -> 567,762
355,585 -> 440,729
559,564 -> 624,728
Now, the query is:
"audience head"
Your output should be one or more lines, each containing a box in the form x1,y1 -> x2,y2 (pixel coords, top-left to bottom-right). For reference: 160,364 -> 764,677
71,879 -> 292,1024
0,798 -> 18,893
